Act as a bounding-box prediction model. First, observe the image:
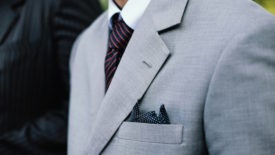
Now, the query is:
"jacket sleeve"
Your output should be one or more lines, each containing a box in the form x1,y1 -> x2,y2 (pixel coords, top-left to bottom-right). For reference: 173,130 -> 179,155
204,20 -> 275,155
0,0 -> 102,155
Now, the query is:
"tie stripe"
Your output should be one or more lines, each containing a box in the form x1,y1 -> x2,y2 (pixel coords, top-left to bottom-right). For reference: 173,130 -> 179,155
115,27 -> 126,42
106,57 -> 117,73
105,14 -> 133,90
105,51 -> 117,65
121,22 -> 132,34
117,23 -> 129,38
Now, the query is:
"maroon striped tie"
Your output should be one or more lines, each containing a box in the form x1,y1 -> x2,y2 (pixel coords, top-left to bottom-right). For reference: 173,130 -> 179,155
105,14 -> 134,91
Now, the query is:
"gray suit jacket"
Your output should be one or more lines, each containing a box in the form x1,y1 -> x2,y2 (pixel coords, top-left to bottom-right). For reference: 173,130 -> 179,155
68,0 -> 275,154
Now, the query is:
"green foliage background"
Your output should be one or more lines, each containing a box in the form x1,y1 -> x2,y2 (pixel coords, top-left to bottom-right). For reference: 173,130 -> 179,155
99,0 -> 275,14
100,0 -> 108,10
255,0 -> 275,14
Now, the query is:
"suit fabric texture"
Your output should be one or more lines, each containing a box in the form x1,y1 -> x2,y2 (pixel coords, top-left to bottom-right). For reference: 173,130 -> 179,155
68,0 -> 275,154
0,0 -> 101,154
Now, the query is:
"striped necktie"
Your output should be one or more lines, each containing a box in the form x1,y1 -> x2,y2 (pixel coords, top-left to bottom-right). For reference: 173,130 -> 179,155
105,14 -> 133,91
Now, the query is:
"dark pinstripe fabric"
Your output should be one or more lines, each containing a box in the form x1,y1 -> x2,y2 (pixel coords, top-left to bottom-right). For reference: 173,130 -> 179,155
0,0 -> 60,135
0,0 -> 102,154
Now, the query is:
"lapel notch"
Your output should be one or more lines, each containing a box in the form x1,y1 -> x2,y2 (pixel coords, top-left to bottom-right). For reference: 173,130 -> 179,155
150,0 -> 189,32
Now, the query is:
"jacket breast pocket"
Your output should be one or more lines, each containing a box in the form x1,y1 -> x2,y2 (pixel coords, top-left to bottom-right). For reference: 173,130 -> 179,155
116,122 -> 184,144
103,122 -> 184,155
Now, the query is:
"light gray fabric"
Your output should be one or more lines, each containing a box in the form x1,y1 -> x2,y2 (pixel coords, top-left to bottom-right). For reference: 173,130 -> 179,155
68,0 -> 275,154
116,122 -> 183,144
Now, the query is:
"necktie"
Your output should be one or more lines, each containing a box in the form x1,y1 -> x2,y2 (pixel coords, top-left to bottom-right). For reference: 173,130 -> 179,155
105,14 -> 133,90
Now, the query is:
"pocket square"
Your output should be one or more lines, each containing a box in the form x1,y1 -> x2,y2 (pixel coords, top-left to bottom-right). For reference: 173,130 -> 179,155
128,103 -> 170,124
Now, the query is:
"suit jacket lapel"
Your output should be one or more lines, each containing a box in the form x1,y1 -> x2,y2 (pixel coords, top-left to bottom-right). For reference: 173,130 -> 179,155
0,5 -> 19,44
86,0 -> 189,154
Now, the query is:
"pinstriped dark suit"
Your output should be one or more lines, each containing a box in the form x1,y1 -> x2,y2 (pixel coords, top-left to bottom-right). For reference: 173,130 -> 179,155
0,0 -> 102,154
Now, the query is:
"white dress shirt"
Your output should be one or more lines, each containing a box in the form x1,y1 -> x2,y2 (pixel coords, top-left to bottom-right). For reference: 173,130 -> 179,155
108,0 -> 151,30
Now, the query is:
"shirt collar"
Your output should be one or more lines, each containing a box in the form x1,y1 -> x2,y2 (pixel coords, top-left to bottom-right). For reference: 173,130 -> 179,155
108,0 -> 151,30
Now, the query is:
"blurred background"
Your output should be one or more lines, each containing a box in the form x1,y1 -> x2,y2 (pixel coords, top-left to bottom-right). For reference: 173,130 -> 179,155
99,0 -> 275,14
255,0 -> 275,14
